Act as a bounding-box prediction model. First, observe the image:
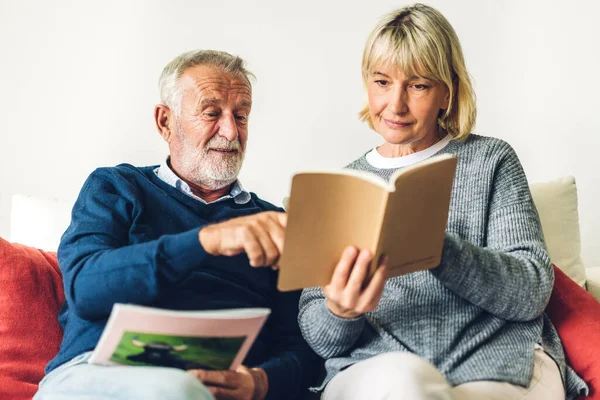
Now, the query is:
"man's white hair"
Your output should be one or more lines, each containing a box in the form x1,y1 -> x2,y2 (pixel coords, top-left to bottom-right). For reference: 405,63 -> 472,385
158,50 -> 254,116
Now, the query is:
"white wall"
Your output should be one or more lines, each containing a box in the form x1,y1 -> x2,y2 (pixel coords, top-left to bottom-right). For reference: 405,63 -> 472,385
1,0 -> 598,266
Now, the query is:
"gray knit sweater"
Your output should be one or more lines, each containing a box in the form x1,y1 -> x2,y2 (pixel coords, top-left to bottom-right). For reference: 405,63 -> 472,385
298,134 -> 588,399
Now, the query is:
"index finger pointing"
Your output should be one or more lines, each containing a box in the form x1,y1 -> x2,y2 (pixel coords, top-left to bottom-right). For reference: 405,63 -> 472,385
273,212 -> 287,227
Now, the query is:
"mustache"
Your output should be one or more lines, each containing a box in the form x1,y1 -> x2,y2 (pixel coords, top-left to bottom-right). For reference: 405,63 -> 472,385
205,135 -> 242,151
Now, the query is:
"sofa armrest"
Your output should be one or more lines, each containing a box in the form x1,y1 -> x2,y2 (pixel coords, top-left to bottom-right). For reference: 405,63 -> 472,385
585,266 -> 600,303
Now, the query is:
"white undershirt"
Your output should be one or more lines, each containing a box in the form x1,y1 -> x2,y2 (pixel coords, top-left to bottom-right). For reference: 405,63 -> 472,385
365,134 -> 452,169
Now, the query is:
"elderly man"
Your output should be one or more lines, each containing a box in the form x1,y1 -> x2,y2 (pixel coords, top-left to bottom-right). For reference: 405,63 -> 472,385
34,50 -> 319,400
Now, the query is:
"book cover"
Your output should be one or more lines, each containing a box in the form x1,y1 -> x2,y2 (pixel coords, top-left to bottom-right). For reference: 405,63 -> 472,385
88,304 -> 270,371
277,154 -> 457,291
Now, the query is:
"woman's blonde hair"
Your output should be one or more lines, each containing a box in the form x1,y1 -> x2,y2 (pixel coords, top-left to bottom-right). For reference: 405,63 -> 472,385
359,3 -> 476,140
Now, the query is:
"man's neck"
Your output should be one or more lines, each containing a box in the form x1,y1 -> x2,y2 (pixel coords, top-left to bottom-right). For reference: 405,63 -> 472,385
185,179 -> 233,203
168,159 -> 233,203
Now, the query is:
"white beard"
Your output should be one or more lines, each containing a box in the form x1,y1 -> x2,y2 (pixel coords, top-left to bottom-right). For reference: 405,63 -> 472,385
174,121 -> 245,190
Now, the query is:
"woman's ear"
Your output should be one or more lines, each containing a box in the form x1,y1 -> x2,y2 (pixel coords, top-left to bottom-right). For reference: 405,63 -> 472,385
441,84 -> 451,110
154,104 -> 173,142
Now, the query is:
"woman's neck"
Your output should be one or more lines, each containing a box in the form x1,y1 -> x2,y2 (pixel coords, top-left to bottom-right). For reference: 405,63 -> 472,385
377,130 -> 445,158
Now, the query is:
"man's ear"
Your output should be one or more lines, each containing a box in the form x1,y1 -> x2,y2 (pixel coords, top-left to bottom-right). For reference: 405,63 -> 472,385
155,104 -> 174,142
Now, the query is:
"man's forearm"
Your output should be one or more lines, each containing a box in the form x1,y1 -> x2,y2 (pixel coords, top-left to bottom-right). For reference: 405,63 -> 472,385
258,347 -> 320,400
59,228 -> 210,320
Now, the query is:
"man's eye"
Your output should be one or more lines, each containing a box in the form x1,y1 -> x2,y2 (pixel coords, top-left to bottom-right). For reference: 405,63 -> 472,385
374,80 -> 389,87
205,112 -> 220,117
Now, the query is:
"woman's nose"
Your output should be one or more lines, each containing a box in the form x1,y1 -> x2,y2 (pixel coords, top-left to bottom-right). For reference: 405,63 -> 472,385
388,86 -> 408,114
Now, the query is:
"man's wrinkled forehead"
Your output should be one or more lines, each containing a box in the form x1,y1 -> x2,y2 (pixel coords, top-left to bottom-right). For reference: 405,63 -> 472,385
179,66 -> 252,101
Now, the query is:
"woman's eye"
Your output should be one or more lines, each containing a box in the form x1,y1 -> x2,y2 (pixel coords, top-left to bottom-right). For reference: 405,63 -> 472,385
374,80 -> 389,87
412,84 -> 429,90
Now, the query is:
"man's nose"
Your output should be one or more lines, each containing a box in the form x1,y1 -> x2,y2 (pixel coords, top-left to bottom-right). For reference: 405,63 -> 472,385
218,114 -> 238,141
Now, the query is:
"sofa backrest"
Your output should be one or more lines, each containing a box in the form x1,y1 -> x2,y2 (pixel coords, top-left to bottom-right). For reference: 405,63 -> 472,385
8,176 -> 591,287
530,176 -> 586,287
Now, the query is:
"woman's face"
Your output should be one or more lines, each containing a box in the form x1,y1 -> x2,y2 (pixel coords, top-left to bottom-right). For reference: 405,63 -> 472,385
367,65 -> 450,150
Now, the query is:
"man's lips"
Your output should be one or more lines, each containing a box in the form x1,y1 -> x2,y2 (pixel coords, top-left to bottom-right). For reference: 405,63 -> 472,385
383,118 -> 413,128
208,148 -> 239,153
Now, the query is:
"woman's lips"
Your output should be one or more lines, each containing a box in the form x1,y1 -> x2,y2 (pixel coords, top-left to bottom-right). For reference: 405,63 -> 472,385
383,118 -> 412,129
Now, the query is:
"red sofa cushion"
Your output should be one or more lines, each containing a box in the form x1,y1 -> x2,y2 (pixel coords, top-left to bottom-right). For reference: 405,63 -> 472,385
0,239 -> 597,400
546,265 -> 600,399
0,238 -> 64,400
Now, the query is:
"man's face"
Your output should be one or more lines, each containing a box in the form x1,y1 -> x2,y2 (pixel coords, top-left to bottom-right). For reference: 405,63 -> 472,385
169,65 -> 252,189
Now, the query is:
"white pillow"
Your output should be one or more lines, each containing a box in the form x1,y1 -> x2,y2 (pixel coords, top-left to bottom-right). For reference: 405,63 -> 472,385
9,194 -> 74,251
530,176 -> 586,287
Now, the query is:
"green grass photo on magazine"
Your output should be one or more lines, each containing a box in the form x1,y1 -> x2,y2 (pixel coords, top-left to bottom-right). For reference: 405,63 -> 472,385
110,331 -> 246,371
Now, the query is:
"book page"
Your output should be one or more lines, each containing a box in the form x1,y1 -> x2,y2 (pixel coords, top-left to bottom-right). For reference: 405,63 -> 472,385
278,172 -> 388,291
89,305 -> 270,371
293,169 -> 391,190
374,155 -> 457,277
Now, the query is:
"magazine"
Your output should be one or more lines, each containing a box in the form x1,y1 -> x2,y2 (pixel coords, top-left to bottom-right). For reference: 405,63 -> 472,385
88,304 -> 270,371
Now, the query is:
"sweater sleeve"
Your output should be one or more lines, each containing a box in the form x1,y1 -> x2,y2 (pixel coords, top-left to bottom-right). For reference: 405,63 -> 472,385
58,168 -> 213,321
430,145 -> 553,321
257,287 -> 322,400
297,286 -> 366,359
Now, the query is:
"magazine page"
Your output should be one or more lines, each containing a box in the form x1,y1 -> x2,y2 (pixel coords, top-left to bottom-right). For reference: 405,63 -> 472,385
89,304 -> 270,371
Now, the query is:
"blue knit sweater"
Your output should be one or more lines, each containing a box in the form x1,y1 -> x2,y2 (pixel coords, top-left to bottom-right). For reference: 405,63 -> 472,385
47,164 -> 319,400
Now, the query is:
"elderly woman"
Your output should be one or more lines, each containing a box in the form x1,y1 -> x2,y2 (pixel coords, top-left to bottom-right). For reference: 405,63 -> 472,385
298,4 -> 588,400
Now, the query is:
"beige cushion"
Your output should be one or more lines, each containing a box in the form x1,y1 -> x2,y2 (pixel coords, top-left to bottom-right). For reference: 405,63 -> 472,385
530,177 -> 586,287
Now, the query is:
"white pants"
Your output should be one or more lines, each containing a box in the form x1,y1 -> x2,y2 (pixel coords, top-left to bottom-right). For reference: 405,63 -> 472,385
34,352 -> 214,400
322,348 -> 564,400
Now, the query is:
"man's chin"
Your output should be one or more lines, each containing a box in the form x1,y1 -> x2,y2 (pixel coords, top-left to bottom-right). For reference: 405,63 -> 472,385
181,154 -> 244,189
200,176 -> 238,190
193,167 -> 242,189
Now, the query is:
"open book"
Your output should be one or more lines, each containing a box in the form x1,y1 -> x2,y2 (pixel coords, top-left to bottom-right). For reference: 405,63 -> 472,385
277,154 -> 457,291
89,304 -> 270,371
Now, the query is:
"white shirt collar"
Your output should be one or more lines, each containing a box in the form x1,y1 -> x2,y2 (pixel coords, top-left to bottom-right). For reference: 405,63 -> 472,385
365,134 -> 452,169
154,158 -> 251,205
